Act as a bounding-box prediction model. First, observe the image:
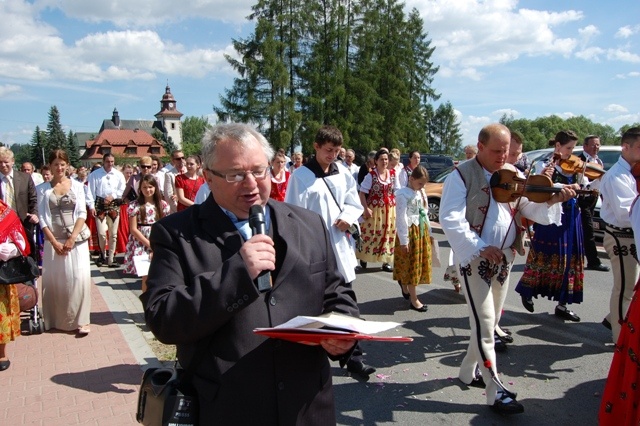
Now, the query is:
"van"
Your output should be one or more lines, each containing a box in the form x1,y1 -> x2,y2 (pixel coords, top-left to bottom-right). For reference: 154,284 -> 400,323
400,153 -> 455,180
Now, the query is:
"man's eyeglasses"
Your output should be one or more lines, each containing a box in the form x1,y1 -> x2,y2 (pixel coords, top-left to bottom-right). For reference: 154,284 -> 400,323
140,165 -> 152,169
206,167 -> 270,183
173,156 -> 185,161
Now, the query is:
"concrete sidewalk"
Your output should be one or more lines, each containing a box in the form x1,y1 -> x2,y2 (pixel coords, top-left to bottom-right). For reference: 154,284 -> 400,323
0,264 -> 160,425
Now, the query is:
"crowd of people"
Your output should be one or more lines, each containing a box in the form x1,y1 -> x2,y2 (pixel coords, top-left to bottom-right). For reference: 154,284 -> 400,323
1,122 -> 639,424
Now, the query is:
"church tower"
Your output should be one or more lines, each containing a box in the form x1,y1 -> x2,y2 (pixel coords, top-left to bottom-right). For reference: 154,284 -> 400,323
154,84 -> 183,148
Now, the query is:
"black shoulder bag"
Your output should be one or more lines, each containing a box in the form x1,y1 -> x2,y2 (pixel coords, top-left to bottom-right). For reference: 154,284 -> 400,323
322,177 -> 363,251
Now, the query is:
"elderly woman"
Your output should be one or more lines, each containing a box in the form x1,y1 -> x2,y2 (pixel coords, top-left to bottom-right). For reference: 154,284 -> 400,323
0,199 -> 30,371
357,149 -> 401,272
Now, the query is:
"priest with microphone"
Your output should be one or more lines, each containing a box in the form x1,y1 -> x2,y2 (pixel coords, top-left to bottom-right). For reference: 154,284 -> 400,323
141,123 -> 361,425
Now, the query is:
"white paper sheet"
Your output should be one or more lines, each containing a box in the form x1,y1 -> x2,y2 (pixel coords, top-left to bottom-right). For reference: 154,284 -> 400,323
264,312 -> 401,335
132,253 -> 151,277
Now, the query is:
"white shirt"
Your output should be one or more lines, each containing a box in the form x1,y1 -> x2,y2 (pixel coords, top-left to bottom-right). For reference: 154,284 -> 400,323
31,172 -> 44,186
440,167 -> 562,267
631,196 -> 640,252
86,167 -> 126,209
599,156 -> 637,229
0,171 -> 14,207
194,183 -> 211,205
285,164 -> 364,283
395,186 -> 431,246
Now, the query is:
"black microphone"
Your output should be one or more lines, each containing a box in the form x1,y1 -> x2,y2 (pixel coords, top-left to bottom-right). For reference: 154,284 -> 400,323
248,205 -> 272,292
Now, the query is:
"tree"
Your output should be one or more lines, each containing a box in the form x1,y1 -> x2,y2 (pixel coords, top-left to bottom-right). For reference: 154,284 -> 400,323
428,102 -> 462,156
181,116 -> 212,156
10,143 -> 31,166
66,130 -> 80,166
45,106 -> 67,157
29,126 -> 47,168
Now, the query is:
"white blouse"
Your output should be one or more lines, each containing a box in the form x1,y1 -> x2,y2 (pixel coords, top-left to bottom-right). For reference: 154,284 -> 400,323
395,186 -> 431,246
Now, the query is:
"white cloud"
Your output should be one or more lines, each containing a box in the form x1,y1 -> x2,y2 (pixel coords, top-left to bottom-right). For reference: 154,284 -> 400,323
407,0 -> 582,78
0,2 -> 235,83
615,71 -> 640,79
575,46 -> 605,61
0,84 -> 22,97
615,25 -> 640,39
493,108 -> 520,118
604,104 -> 629,114
578,25 -> 600,46
39,0 -> 254,27
607,49 -> 640,63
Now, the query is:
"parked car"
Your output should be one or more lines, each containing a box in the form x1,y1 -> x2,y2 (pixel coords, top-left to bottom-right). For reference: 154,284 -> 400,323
523,145 -> 622,238
400,153 -> 455,182
424,166 -> 454,222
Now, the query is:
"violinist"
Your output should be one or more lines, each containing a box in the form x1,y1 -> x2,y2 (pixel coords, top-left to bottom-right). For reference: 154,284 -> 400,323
579,136 -> 610,273
516,130 -> 587,322
598,127 -> 640,343
440,123 -> 574,415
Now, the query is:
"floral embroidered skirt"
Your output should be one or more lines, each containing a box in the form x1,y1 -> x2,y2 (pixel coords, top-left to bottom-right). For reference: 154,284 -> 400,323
357,204 -> 396,264
0,284 -> 21,344
515,207 -> 584,304
600,281 -> 640,425
393,224 -> 432,286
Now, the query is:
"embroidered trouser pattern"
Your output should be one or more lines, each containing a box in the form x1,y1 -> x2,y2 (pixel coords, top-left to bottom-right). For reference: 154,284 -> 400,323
95,213 -> 120,262
458,253 -> 514,405
603,229 -> 638,342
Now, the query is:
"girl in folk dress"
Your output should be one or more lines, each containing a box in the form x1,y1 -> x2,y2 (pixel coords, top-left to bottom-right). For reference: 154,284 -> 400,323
124,175 -> 169,292
175,155 -> 205,212
357,149 -> 401,272
269,152 -> 290,202
393,166 -> 433,312
516,130 -> 585,321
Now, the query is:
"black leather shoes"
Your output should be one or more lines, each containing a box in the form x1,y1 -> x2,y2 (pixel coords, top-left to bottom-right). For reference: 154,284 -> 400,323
0,360 -> 10,371
491,390 -> 524,415
494,337 -> 508,353
587,264 -> 610,272
460,369 -> 485,389
602,318 -> 612,330
95,256 -> 105,267
555,305 -> 580,322
359,261 -> 367,269
496,332 -> 514,344
398,283 -> 410,300
346,360 -> 376,377
521,296 -> 534,313
409,303 -> 427,312
382,263 -> 393,272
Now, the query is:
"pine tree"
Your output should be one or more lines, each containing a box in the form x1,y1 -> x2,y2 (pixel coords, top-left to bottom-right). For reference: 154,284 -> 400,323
29,126 -> 47,168
66,130 -> 80,166
430,102 -> 462,156
45,106 -> 67,159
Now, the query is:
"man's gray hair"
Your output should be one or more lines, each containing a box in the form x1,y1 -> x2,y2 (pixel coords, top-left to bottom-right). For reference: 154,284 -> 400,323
201,123 -> 274,168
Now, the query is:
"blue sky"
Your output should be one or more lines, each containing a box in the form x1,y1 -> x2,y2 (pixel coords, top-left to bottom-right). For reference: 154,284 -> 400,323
0,0 -> 638,148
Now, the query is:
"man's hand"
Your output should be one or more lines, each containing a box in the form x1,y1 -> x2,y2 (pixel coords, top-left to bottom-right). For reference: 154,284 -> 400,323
27,213 -> 39,224
239,234 -> 276,280
320,338 -> 356,356
479,245 -> 505,264
547,185 -> 577,205
334,219 -> 350,232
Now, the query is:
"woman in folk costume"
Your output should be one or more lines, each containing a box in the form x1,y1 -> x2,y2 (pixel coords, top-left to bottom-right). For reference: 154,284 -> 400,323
600,183 -> 640,425
515,130 -> 586,321
393,165 -> 432,312
357,149 -> 401,272
269,152 -> 290,202
0,199 -> 30,371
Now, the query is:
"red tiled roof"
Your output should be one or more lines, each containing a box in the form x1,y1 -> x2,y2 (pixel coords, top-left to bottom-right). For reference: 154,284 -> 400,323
86,129 -> 160,148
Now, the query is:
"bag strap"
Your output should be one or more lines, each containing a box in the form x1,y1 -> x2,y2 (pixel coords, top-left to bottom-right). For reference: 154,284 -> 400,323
322,177 -> 343,213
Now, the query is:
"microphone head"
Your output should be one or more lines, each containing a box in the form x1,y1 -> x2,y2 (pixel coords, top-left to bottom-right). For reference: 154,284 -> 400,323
249,204 -> 264,217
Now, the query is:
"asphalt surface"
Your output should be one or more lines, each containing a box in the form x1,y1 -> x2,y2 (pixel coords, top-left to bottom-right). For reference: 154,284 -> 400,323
332,228 -> 613,426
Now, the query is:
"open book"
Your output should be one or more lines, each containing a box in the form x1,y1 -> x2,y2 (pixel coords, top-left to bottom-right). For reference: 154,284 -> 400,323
254,312 -> 413,343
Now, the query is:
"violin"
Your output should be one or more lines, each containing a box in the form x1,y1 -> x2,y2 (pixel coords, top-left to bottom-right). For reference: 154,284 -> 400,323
552,153 -> 606,180
490,169 -> 598,203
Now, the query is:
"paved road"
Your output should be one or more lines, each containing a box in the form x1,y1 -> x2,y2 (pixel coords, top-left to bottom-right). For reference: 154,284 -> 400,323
332,229 -> 613,425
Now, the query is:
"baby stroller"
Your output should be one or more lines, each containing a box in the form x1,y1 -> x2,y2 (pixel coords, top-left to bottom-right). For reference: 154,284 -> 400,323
0,202 -> 43,334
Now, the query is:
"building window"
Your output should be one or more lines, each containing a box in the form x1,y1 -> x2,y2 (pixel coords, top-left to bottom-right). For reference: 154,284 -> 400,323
100,147 -> 111,155
149,147 -> 160,154
171,123 -> 176,130
125,147 -> 137,155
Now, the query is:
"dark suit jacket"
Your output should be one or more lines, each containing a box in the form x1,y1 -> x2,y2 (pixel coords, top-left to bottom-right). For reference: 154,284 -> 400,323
141,197 -> 360,425
3,171 -> 37,223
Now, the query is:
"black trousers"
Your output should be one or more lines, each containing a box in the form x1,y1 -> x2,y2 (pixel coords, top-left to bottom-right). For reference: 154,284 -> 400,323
580,199 -> 601,266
